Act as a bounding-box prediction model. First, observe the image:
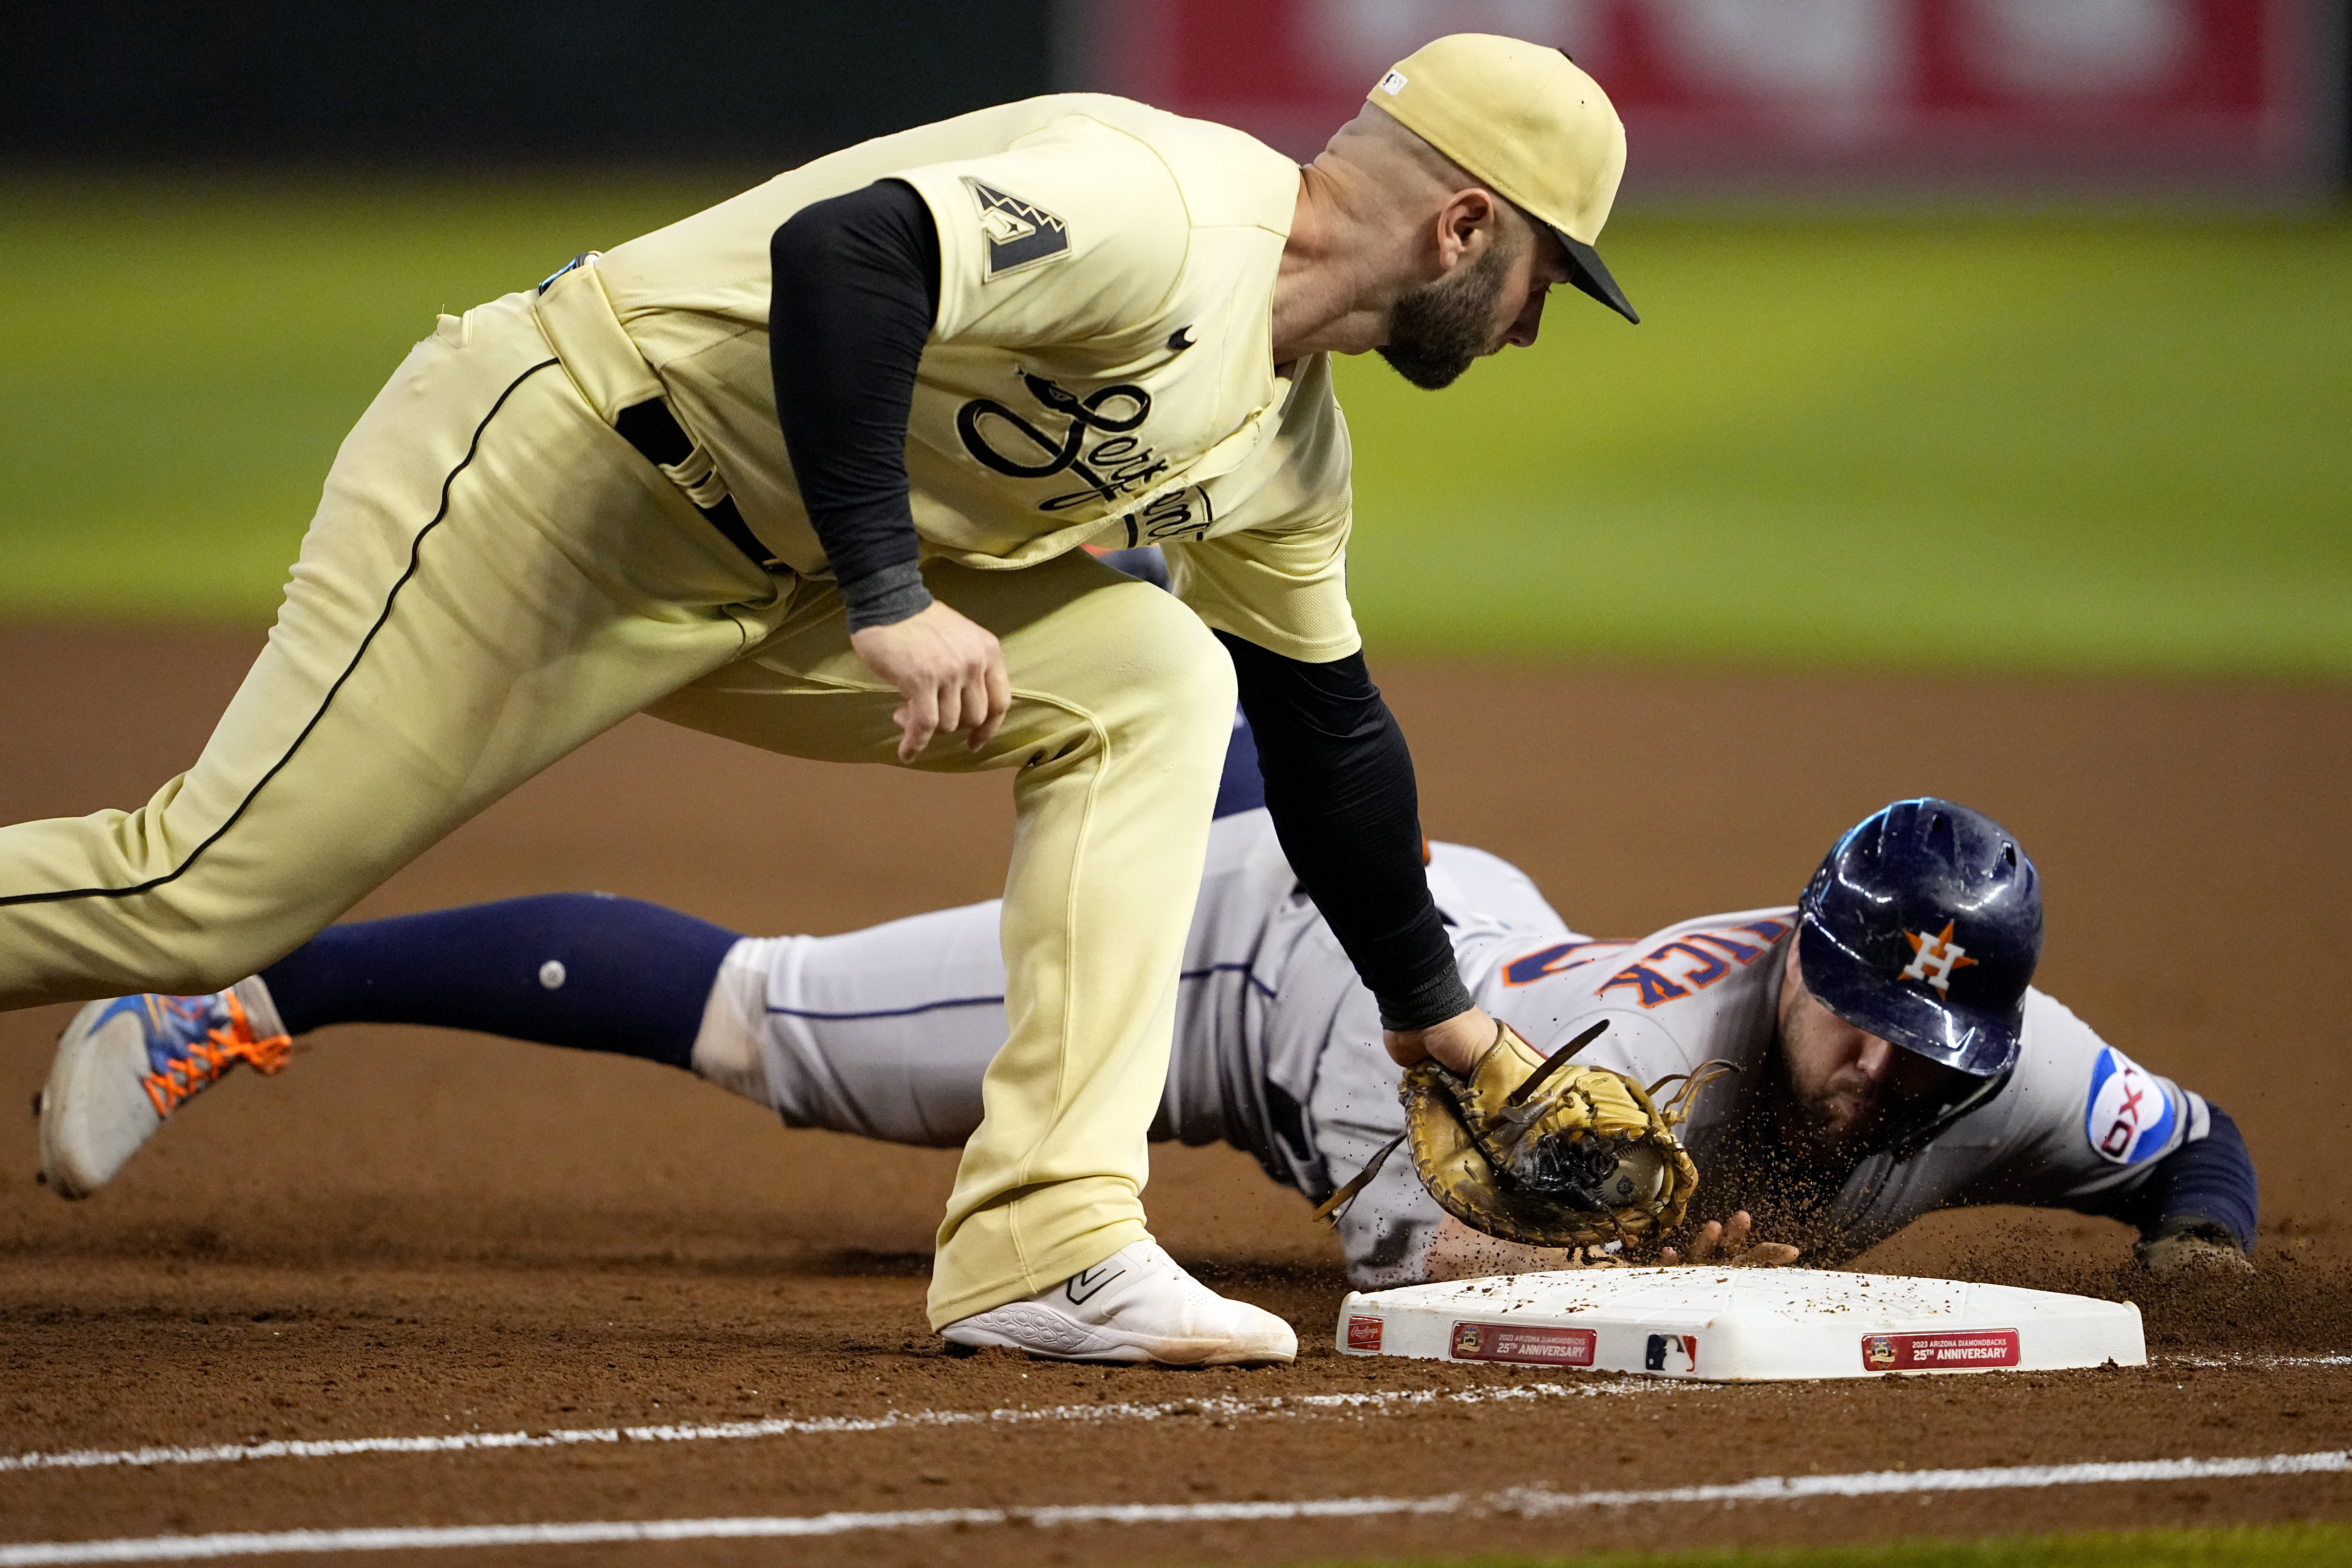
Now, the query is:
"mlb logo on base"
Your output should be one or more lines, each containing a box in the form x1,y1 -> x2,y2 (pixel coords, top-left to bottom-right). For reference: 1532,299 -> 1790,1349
1644,1333 -> 1699,1374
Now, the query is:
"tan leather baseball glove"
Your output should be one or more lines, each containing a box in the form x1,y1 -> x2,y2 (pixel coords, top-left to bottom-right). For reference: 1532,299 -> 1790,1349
1317,1021 -> 1730,1251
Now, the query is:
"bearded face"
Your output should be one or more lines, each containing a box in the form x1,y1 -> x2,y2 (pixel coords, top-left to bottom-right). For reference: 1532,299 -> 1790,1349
1376,235 -> 1522,390
1773,946 -> 1974,1154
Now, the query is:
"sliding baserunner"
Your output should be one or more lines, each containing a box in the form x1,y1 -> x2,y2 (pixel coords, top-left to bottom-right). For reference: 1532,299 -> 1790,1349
41,790 -> 2256,1304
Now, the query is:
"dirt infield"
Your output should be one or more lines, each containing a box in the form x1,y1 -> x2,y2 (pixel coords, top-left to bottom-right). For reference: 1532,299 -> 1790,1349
3,626 -> 2349,1564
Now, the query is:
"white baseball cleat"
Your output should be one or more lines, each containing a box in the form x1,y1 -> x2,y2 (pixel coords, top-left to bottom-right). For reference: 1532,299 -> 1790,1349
942,1240 -> 1297,1366
36,980 -> 291,1199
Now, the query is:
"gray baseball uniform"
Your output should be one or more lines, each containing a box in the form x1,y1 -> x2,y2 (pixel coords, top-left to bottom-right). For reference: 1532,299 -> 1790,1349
694,809 -> 2210,1286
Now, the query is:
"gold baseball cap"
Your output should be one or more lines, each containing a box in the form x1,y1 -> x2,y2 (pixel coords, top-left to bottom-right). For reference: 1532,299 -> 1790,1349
1368,33 -> 1637,324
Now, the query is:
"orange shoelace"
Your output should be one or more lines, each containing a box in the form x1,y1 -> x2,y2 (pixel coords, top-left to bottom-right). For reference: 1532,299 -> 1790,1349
137,990 -> 294,1118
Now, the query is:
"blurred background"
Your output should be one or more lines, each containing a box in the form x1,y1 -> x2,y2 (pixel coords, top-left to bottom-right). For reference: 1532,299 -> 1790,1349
0,0 -> 2345,672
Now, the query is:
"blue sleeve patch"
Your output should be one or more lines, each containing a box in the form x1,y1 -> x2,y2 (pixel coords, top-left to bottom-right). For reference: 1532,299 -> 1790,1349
2085,1045 -> 2177,1166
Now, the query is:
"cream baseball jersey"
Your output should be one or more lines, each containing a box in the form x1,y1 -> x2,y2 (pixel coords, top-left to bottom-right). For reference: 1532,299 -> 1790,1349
589,94 -> 1359,662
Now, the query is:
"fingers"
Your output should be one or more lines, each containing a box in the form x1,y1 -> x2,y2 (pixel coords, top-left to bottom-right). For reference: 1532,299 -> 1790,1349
854,604 -> 1006,762
968,651 -> 1012,751
894,681 -> 940,764
916,620 -> 1003,755
1717,1212 -> 1797,1268
959,644 -> 1009,753
1661,1223 -> 1723,1267
1665,1215 -> 1794,1269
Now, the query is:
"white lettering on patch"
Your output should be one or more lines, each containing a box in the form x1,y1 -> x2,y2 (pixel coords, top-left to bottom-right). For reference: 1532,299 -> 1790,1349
2085,1045 -> 2177,1166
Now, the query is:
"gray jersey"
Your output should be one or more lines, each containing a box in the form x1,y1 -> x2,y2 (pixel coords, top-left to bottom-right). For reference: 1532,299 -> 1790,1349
695,810 -> 2207,1287
1316,897 -> 2209,1284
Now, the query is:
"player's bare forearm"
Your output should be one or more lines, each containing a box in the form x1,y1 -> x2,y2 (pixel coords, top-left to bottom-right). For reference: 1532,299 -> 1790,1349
848,601 -> 1011,762
1384,1005 -> 1498,1075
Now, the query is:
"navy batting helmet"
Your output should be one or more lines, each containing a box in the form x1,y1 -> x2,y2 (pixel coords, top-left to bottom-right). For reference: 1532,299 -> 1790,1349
1796,798 -> 2042,1079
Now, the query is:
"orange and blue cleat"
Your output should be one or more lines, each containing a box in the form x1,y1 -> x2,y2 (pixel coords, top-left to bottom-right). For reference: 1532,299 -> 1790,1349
36,981 -> 291,1199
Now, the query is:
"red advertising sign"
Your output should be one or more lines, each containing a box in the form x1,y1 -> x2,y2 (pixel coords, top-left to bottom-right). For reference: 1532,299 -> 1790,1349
1450,1320 -> 1599,1365
1861,1328 -> 2022,1371
1075,1 -> 2336,198
1346,1314 -> 1385,1352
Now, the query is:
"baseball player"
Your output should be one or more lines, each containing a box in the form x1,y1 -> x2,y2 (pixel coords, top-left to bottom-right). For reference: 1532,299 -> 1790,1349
42,782 -> 2257,1307
0,37 -> 1645,1364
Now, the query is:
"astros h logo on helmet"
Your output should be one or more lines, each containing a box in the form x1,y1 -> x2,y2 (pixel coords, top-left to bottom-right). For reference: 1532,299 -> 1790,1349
1897,922 -> 1979,994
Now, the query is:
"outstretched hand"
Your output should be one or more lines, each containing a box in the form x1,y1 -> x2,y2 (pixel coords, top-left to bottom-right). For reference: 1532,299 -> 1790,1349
849,600 -> 1012,763
1658,1211 -> 1800,1268
2137,1227 -> 2255,1277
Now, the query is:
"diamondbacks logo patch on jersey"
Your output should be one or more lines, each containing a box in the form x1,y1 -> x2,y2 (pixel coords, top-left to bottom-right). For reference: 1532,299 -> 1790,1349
2085,1044 -> 2177,1166
967,179 -> 1069,279
1898,922 -> 1978,993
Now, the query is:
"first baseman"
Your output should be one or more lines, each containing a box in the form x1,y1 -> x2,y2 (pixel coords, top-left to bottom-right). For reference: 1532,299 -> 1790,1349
0,37 -> 1644,1363
41,769 -> 2256,1308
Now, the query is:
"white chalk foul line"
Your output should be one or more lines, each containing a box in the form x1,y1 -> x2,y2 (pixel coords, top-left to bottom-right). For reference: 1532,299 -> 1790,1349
0,1379 -> 1668,1478
3,1448 -> 2346,1564
2165,1353 -> 2352,1369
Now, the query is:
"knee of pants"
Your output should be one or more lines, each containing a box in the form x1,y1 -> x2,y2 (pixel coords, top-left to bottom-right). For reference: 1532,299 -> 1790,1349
1087,592 -> 1238,772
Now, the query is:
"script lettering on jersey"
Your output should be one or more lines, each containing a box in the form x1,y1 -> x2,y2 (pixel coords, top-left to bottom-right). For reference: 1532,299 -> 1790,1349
1114,484 -> 1215,546
965,179 -> 1070,279
1597,919 -> 1791,1009
957,372 -> 1173,513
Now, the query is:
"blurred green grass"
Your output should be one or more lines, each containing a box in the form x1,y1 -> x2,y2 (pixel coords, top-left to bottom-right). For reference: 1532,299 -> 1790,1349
1338,213 -> 2352,677
0,173 -> 750,621
1,176 -> 2345,677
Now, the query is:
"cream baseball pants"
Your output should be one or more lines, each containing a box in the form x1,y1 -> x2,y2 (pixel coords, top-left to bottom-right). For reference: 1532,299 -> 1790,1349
0,290 -> 1235,1328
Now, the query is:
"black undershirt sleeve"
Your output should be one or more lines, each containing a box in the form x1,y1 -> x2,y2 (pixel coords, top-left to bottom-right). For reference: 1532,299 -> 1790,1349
1217,631 -> 1473,1032
770,179 -> 942,632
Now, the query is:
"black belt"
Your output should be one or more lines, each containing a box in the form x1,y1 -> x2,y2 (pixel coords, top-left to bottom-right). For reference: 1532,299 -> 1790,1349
612,398 -> 787,576
538,251 -> 784,576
